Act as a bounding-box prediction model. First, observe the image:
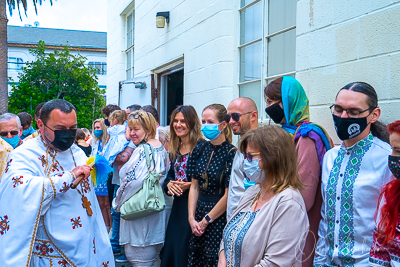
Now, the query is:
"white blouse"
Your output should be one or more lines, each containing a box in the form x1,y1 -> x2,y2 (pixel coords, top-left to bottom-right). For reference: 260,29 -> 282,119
114,143 -> 169,246
314,134 -> 392,266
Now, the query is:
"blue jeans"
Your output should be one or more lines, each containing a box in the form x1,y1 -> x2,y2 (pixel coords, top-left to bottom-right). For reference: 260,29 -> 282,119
111,185 -> 121,252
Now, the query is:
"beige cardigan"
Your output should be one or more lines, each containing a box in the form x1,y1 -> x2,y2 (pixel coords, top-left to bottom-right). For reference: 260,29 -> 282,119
220,185 -> 309,267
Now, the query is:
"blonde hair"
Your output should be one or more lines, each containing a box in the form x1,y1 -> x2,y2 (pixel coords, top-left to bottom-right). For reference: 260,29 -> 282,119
239,126 -> 302,194
169,105 -> 204,161
128,110 -> 157,139
203,104 -> 233,143
92,118 -> 109,145
109,110 -> 127,125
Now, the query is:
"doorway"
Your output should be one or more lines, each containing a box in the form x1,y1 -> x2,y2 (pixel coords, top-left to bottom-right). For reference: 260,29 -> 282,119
160,69 -> 184,125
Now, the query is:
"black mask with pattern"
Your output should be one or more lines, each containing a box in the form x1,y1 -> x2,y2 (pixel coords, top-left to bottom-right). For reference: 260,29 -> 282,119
389,155 -> 400,179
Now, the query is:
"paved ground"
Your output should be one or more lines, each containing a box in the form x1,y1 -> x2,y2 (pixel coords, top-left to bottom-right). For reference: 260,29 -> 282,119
113,252 -> 132,267
113,254 -> 132,267
115,261 -> 132,267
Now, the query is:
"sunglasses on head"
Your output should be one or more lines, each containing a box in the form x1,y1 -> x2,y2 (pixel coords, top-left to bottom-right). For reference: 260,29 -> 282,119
224,111 -> 252,122
130,112 -> 147,121
244,152 -> 261,162
0,131 -> 19,137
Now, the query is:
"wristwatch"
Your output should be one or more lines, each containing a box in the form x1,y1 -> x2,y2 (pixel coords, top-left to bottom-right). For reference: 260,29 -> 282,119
205,214 -> 214,223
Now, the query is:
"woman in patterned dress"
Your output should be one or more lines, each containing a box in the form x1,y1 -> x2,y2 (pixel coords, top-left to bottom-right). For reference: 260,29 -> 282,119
187,104 -> 236,267
161,105 -> 204,267
370,120 -> 400,266
91,118 -> 110,231
113,110 -> 169,266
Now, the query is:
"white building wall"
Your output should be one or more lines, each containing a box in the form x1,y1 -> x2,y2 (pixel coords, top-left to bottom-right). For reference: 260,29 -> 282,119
296,0 -> 400,143
107,0 -> 132,105
107,0 -> 236,113
108,0 -> 400,136
8,47 -> 107,93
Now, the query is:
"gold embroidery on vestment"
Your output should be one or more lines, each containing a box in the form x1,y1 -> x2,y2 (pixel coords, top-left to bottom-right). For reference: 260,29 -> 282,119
42,217 -> 77,267
26,183 -> 45,267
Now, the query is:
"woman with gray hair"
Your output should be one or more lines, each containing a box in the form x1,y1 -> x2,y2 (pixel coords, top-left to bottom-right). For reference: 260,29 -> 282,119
158,126 -> 170,152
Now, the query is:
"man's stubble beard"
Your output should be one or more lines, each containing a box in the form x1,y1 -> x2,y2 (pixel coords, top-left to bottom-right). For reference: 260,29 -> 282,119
235,120 -> 251,136
42,127 -> 59,151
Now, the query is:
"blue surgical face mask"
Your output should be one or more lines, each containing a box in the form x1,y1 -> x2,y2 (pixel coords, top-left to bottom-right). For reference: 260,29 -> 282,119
243,158 -> 265,184
3,135 -> 20,149
94,129 -> 103,138
22,127 -> 32,136
201,122 -> 223,141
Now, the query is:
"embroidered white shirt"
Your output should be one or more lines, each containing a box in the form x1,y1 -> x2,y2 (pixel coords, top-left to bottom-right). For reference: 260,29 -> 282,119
314,134 -> 392,266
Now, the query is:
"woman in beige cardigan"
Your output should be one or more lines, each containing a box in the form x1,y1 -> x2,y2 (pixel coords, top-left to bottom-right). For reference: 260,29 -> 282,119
218,126 -> 309,267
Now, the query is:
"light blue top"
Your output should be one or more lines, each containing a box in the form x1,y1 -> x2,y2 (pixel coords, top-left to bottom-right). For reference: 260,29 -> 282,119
102,124 -> 129,165
223,210 -> 259,267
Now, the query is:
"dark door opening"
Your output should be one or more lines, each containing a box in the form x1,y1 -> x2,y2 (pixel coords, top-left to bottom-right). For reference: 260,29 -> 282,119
164,70 -> 184,125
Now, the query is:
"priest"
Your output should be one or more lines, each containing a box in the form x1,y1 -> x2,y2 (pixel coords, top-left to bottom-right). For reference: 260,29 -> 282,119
0,99 -> 114,266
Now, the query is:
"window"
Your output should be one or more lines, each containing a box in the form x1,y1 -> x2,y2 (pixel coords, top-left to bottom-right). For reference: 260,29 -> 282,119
8,57 -> 24,71
88,62 -> 107,75
238,0 -> 296,121
126,10 -> 134,79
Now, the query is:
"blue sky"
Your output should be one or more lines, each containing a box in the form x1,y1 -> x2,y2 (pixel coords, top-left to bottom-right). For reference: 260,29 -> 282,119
7,0 -> 107,32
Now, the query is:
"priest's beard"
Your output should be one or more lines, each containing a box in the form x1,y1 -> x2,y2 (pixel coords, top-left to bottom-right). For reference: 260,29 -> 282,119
42,127 -> 59,151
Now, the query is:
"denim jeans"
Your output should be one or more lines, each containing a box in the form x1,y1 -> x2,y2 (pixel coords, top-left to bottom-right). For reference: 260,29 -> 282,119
110,185 -> 121,252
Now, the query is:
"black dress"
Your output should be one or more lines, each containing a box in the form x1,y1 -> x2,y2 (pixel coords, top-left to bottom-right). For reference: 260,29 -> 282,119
186,141 -> 236,267
160,149 -> 193,267
77,144 -> 92,157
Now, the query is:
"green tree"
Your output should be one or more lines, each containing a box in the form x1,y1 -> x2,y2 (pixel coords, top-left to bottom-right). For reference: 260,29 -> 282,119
8,41 -> 105,129
1,0 -> 51,113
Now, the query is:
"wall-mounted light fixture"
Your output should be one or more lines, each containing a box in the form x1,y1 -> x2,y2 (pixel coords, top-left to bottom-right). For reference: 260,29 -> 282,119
118,81 -> 147,106
119,81 -> 146,89
156,12 -> 170,28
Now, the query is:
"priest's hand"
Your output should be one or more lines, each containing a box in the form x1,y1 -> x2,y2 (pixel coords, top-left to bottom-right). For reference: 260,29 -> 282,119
72,165 -> 92,181
70,165 -> 93,189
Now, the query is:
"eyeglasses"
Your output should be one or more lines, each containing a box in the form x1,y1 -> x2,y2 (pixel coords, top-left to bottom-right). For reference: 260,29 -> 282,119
0,131 -> 19,137
244,152 -> 261,162
329,104 -> 374,118
129,113 -> 143,120
224,112 -> 253,122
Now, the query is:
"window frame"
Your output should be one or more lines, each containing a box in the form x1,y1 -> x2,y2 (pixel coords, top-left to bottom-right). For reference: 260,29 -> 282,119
88,62 -> 107,75
125,9 -> 135,80
237,0 -> 296,124
7,57 -> 24,71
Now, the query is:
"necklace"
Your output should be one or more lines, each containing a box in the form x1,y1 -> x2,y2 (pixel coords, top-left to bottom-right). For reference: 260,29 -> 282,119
70,148 -> 93,217
40,135 -> 92,216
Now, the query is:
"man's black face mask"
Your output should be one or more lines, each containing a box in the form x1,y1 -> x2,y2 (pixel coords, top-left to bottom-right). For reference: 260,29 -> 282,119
44,123 -> 77,151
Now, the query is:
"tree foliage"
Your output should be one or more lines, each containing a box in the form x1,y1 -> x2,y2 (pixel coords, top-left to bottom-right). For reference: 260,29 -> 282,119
8,41 -> 105,129
7,0 -> 52,19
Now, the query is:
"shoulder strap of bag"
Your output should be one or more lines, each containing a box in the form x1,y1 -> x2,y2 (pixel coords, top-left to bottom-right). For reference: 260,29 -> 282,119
143,144 -> 151,170
143,143 -> 157,172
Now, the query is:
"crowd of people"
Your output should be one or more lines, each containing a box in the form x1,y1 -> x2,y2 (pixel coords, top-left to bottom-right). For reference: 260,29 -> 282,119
0,77 -> 399,267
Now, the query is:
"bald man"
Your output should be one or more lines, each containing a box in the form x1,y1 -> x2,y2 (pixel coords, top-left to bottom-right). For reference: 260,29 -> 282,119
226,97 -> 259,220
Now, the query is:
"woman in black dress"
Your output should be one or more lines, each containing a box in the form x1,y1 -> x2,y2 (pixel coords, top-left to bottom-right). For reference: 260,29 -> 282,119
161,105 -> 204,267
187,104 -> 236,267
